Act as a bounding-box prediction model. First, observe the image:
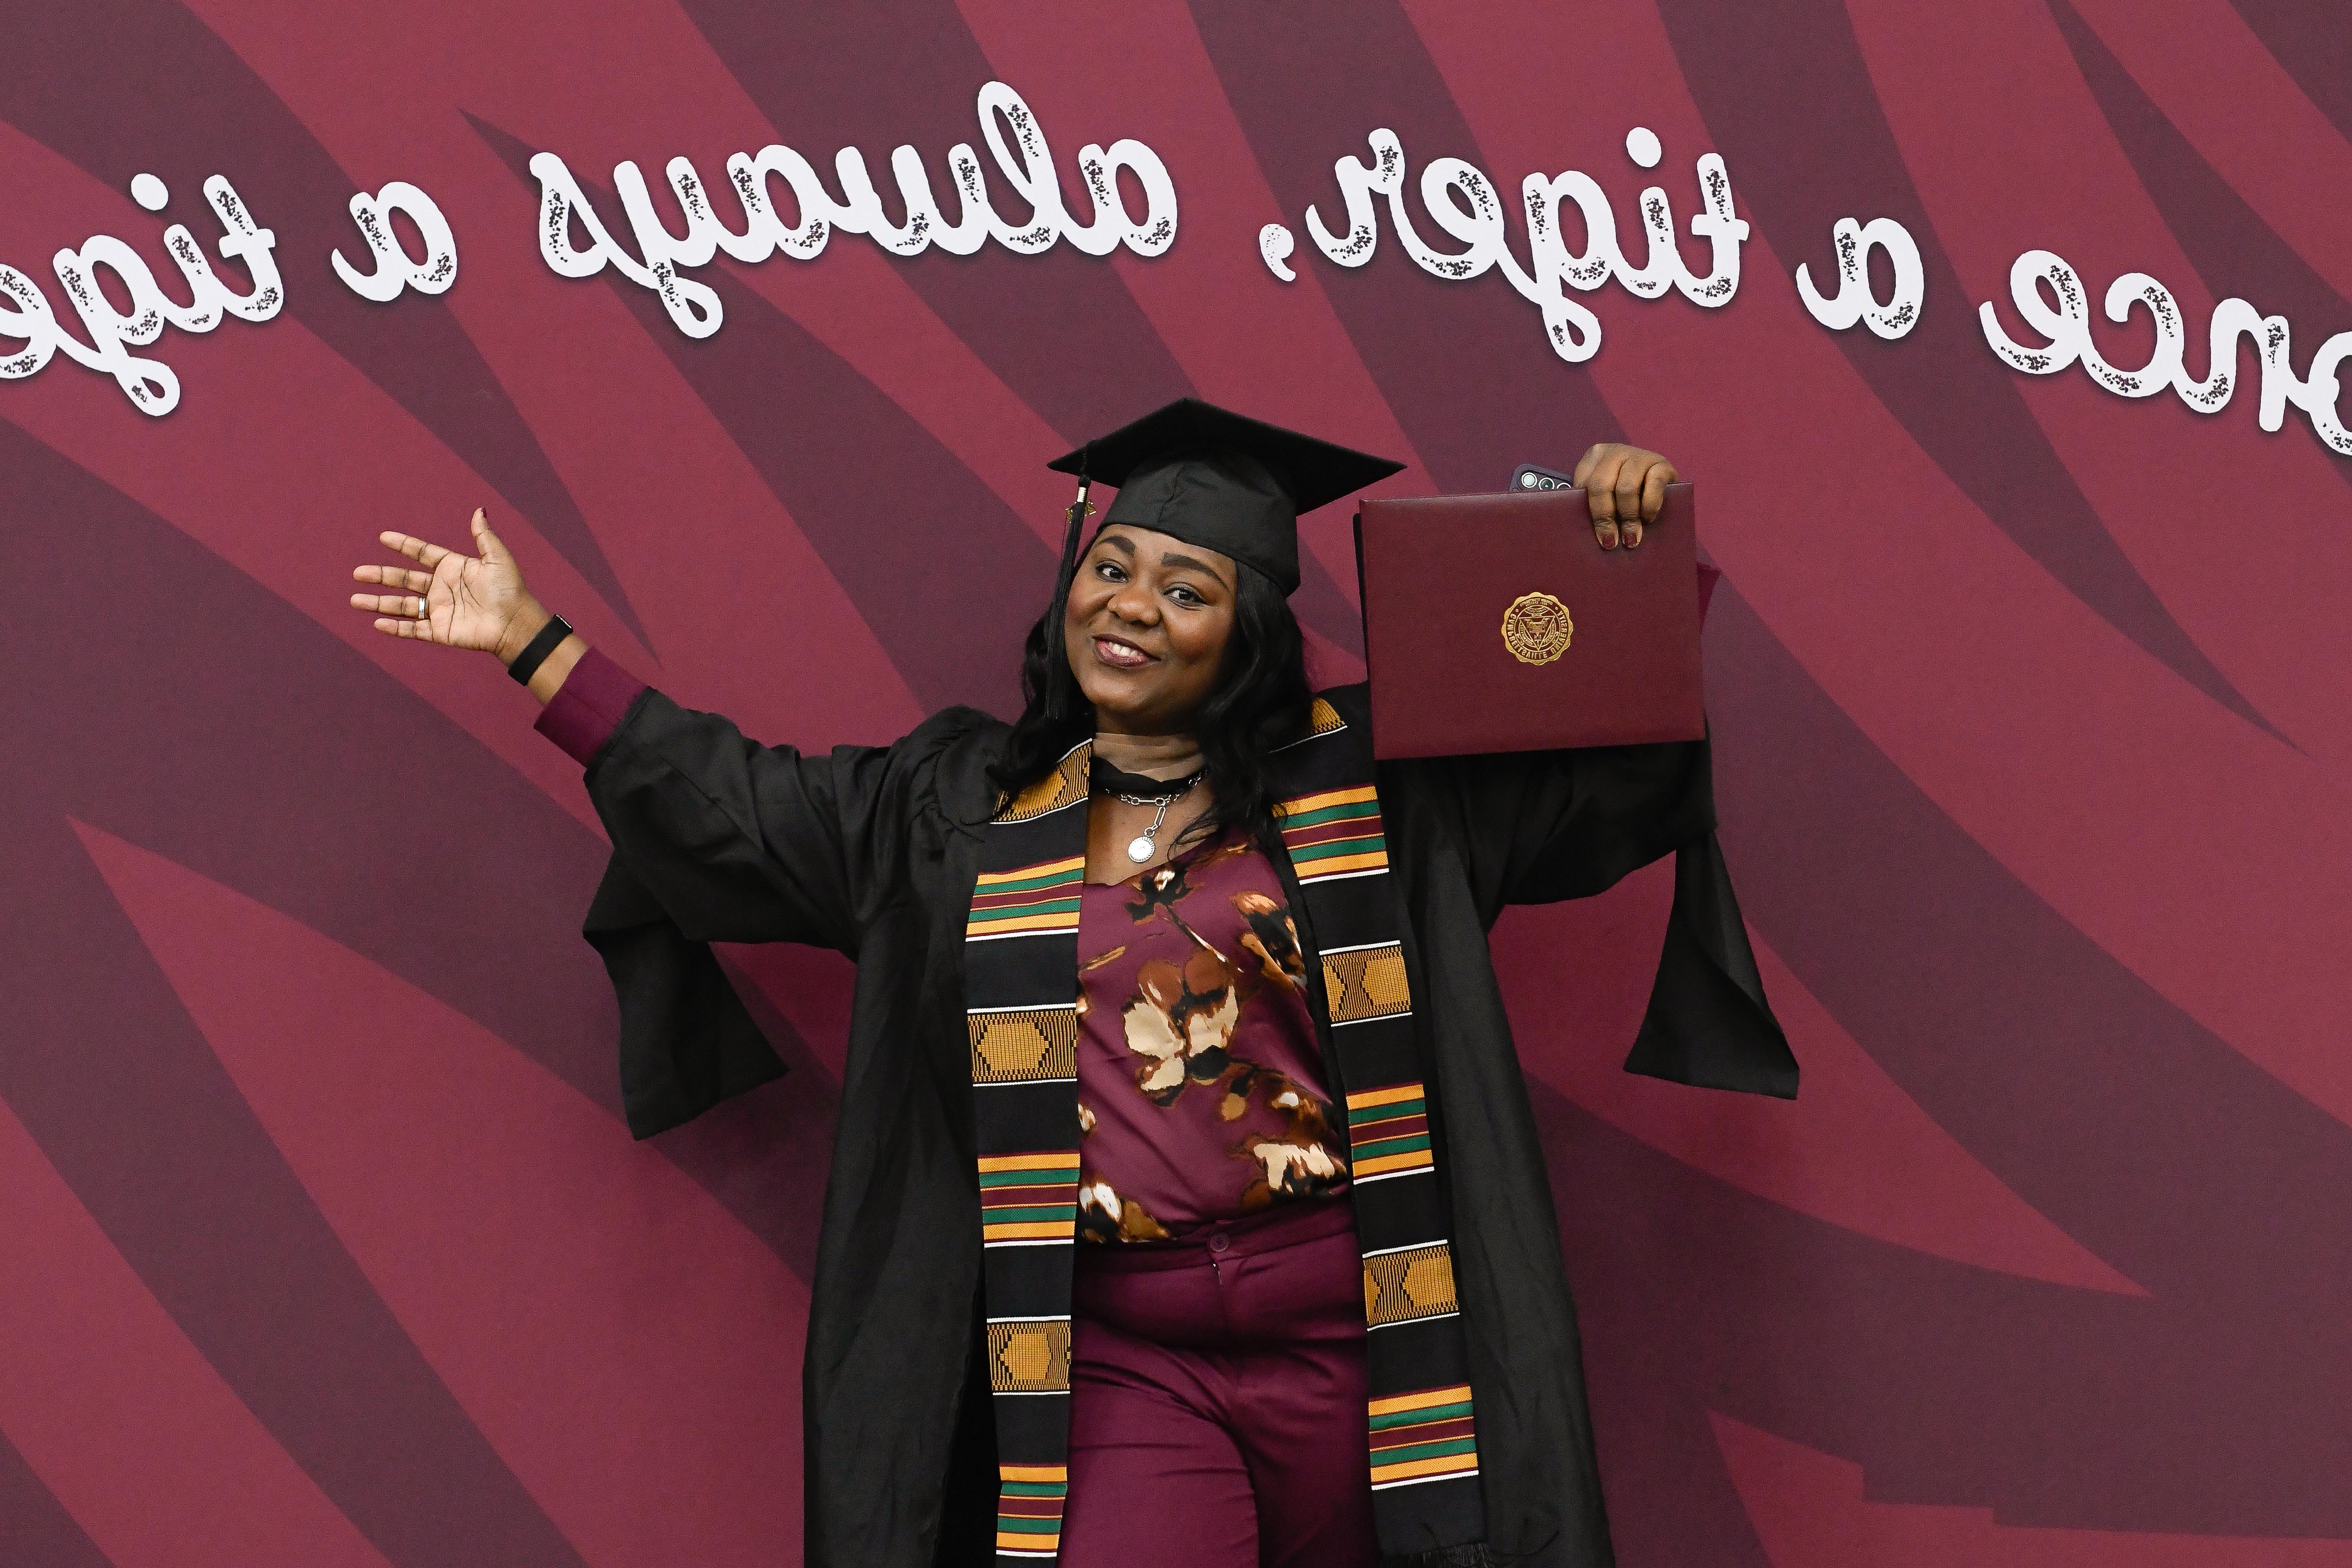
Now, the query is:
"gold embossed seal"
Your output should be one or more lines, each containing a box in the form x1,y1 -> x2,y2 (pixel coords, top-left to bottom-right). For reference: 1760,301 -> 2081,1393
1501,592 -> 1573,665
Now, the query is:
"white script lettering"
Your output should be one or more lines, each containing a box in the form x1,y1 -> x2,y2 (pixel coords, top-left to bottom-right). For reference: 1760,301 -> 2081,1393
1980,248 -> 2351,453
332,180 -> 459,303
1273,125 -> 1748,364
528,81 -> 1178,339
0,174 -> 282,417
1797,216 -> 1924,339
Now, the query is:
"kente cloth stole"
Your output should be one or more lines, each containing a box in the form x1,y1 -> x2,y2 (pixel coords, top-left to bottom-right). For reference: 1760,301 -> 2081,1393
963,701 -> 1485,1563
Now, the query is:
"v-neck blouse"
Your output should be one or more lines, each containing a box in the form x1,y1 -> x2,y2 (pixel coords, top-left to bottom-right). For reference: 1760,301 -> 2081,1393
1072,827 -> 1350,1244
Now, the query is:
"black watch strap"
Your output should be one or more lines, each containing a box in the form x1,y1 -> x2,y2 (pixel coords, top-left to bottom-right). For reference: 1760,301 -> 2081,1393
507,613 -> 574,685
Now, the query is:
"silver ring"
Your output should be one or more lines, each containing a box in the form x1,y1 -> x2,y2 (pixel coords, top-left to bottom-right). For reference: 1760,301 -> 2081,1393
416,595 -> 430,619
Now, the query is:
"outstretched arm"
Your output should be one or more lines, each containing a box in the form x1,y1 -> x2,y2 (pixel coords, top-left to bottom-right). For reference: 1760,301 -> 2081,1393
349,506 -> 588,702
348,508 -> 917,1135
348,508 -> 876,953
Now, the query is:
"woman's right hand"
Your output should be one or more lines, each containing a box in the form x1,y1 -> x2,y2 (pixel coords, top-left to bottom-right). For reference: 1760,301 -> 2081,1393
350,507 -> 547,663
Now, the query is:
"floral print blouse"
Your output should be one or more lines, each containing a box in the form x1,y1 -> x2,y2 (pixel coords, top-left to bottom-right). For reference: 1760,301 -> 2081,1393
1073,827 -> 1351,1243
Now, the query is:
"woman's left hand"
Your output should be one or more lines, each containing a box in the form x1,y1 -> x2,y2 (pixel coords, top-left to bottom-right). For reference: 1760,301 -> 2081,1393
1570,443 -> 1678,550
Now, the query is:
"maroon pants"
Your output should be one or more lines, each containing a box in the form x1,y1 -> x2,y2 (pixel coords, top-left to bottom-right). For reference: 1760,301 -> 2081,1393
1059,1200 -> 1380,1568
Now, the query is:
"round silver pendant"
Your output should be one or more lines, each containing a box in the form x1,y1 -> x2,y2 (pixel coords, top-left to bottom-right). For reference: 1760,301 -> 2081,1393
1125,835 -> 1156,864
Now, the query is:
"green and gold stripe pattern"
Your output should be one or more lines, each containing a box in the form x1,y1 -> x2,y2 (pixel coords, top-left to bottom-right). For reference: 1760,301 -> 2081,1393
978,1152 -> 1080,1244
1368,1384 -> 1479,1489
1267,694 -> 1484,1549
968,741 -> 1093,1564
1276,784 -> 1390,883
967,855 -> 1085,941
994,1464 -> 1068,1557
1346,1081 -> 1433,1180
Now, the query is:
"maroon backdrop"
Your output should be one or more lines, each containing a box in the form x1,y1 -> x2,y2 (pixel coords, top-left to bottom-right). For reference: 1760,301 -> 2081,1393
5,3 -> 2350,1565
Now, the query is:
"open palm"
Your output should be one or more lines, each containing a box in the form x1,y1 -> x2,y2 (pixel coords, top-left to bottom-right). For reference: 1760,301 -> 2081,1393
349,508 -> 534,653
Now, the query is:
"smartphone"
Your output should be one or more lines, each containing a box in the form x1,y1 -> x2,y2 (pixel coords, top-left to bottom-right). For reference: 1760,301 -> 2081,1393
1508,462 -> 1580,492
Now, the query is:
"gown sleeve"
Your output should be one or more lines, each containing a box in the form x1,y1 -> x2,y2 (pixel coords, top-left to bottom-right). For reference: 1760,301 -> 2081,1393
1390,724 -> 1798,1100
539,646 -> 958,1136
1396,558 -> 1794,1098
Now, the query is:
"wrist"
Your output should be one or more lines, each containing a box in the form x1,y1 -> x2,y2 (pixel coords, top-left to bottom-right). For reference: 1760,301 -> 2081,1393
525,631 -> 589,706
496,600 -> 552,667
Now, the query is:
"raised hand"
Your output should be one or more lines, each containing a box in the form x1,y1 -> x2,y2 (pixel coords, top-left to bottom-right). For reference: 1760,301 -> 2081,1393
1570,443 -> 1678,551
350,507 -> 541,659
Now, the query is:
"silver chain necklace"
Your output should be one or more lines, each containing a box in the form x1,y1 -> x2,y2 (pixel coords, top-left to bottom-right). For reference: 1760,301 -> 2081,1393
1112,772 -> 1204,864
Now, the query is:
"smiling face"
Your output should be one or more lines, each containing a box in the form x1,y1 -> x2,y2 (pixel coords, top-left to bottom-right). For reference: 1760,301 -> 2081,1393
1064,525 -> 1239,736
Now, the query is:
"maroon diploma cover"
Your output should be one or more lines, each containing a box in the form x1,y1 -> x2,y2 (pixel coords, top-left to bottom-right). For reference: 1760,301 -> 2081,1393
1355,483 -> 1706,760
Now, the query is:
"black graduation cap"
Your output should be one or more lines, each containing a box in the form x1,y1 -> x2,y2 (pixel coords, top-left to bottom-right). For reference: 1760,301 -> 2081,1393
1046,398 -> 1405,596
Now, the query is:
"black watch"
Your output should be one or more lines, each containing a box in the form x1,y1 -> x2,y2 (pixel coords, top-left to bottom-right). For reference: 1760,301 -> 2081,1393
507,613 -> 574,685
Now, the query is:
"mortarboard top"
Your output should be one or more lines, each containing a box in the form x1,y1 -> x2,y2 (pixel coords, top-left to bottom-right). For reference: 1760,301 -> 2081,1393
1047,398 -> 1405,595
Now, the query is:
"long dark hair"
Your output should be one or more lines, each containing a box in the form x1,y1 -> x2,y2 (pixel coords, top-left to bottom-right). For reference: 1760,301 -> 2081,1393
987,561 -> 1313,846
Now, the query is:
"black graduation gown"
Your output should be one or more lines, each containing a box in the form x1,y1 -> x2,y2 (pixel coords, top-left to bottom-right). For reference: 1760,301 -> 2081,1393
572,680 -> 1794,1568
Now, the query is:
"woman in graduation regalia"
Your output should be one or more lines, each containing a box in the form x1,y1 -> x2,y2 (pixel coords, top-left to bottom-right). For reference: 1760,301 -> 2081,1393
350,398 -> 1795,1568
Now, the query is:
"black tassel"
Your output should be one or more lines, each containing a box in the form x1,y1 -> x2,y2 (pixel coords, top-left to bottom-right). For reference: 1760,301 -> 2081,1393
1044,447 -> 1094,717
